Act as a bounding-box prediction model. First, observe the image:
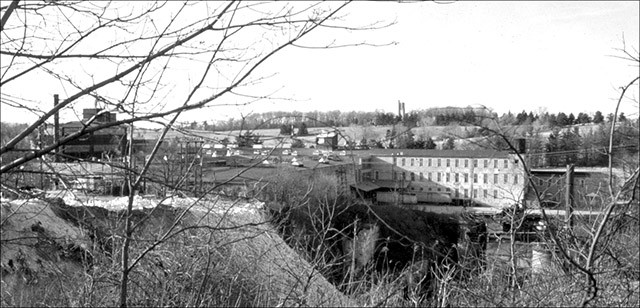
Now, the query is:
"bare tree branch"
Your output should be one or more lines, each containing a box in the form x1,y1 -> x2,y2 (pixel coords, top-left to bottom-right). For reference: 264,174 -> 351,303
0,0 -> 19,31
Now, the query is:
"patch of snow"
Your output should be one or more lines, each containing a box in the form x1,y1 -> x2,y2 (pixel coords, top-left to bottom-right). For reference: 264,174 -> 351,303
41,190 -> 266,217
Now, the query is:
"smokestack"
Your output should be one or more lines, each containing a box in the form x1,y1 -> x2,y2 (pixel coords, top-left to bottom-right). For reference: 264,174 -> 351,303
398,100 -> 402,119
402,102 -> 406,119
53,94 -> 60,162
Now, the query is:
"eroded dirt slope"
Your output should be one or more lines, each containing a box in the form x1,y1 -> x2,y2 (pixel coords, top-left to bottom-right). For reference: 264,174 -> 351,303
1,196 -> 351,307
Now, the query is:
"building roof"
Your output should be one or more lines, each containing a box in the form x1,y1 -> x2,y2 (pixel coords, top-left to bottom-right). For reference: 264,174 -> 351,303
350,180 -> 411,192
204,166 -> 277,183
531,167 -> 622,175
530,168 -> 589,176
44,162 -> 124,177
316,131 -> 337,138
350,182 -> 380,192
368,180 -> 410,189
61,121 -> 126,133
364,149 -> 512,159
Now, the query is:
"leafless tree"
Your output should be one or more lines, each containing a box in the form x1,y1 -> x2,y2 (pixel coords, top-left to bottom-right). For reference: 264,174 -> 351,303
446,43 -> 639,307
1,1 -> 393,306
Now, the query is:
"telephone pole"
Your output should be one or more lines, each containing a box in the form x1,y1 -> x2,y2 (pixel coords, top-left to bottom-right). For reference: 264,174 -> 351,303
53,94 -> 60,162
565,164 -> 575,230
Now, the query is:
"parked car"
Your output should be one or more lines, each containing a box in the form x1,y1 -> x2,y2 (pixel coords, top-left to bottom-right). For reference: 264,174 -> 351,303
291,157 -> 303,167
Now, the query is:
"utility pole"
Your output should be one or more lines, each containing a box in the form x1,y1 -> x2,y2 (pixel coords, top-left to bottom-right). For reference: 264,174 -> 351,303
38,125 -> 44,189
53,94 -> 60,162
392,154 -> 398,207
565,164 -> 575,230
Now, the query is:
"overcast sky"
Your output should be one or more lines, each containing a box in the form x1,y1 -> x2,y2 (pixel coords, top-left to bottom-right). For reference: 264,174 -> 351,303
1,1 -> 638,124
206,1 -> 639,122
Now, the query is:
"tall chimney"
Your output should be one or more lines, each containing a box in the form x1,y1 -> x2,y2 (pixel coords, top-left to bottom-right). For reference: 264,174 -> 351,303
53,94 -> 60,162
398,100 -> 402,119
402,102 -> 406,119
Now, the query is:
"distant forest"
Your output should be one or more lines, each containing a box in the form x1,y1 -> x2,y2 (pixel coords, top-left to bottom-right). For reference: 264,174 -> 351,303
184,108 -> 624,132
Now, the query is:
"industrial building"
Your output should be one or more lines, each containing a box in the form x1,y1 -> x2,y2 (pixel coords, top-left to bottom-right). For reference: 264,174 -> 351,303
527,167 -> 624,209
315,130 -> 339,151
59,108 -> 127,160
352,149 -> 528,208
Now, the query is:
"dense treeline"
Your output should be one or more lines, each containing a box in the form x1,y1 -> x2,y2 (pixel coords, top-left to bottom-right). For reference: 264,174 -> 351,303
538,121 -> 638,168
182,108 -> 621,132
183,110 -> 419,132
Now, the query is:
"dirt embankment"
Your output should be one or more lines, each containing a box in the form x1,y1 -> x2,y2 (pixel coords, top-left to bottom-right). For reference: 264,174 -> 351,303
1,196 -> 351,307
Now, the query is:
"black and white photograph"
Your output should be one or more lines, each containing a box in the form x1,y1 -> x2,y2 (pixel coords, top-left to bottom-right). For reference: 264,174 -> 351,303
1,1 -> 638,306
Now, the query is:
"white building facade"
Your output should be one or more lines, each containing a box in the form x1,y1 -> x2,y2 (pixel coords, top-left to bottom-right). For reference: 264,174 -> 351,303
359,149 -> 528,208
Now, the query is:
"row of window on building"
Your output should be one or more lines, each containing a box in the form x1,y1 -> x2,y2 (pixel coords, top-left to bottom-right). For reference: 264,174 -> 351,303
406,185 -> 502,199
393,157 -> 515,169
378,170 -> 521,185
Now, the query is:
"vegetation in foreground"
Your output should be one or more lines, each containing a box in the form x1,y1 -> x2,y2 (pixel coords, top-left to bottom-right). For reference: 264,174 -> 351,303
1,166 -> 638,307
